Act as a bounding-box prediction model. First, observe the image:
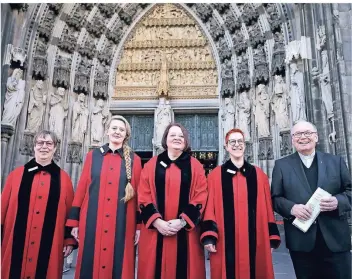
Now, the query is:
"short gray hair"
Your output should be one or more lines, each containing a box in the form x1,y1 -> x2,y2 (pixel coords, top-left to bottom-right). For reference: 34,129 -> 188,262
291,120 -> 317,134
33,130 -> 59,147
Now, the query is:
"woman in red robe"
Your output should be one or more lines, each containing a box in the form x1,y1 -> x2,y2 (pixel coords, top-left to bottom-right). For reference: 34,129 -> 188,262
138,123 -> 208,279
1,130 -> 76,279
66,115 -> 142,279
201,128 -> 281,279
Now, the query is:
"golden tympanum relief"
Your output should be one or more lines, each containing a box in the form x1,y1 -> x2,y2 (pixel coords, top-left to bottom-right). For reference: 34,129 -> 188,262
114,4 -> 218,100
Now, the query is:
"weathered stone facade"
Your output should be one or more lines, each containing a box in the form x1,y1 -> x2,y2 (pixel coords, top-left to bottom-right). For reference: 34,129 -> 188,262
1,3 -> 351,191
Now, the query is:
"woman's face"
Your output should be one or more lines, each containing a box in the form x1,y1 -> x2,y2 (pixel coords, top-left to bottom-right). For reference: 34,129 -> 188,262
166,125 -> 185,151
107,119 -> 127,146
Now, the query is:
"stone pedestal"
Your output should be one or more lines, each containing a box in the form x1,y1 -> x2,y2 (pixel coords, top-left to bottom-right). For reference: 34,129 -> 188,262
1,123 -> 14,178
279,130 -> 292,157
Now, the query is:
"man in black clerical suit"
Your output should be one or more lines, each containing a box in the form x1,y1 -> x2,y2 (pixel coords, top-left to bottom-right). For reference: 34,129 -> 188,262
271,120 -> 351,279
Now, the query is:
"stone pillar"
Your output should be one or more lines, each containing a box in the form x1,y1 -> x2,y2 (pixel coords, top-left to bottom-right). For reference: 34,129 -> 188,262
1,123 -> 14,181
258,137 -> 274,174
244,141 -> 253,163
66,142 -> 83,190
279,130 -> 292,157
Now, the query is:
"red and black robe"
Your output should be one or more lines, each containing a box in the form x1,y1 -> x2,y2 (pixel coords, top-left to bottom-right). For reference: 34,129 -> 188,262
1,159 -> 76,279
138,151 -> 208,279
66,144 -> 142,279
201,160 -> 281,279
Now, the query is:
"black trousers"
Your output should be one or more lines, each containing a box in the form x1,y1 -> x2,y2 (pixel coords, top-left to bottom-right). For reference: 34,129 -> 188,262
290,227 -> 351,279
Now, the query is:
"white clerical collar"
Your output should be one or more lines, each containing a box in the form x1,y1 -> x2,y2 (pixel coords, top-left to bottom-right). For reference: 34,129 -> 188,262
298,150 -> 316,168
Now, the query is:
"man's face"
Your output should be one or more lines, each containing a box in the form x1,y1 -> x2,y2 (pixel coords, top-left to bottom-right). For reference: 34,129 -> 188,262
291,122 -> 318,154
225,132 -> 245,159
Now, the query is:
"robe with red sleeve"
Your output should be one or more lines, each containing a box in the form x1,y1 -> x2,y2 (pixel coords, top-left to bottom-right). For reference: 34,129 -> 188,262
1,159 -> 76,279
66,143 -> 142,279
201,160 -> 281,279
137,151 -> 208,279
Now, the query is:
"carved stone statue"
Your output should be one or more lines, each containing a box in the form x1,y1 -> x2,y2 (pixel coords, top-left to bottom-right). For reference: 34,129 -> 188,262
271,75 -> 290,130
320,50 -> 333,119
91,99 -> 109,146
221,97 -> 235,135
289,62 -> 307,121
2,68 -> 26,126
254,84 -> 270,137
71,93 -> 89,143
156,52 -> 170,97
236,91 -> 251,140
26,80 -> 46,133
154,98 -> 172,150
49,87 -> 68,140
316,25 -> 326,51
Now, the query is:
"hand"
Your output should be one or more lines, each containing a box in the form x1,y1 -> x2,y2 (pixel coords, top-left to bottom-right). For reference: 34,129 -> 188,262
204,244 -> 217,253
167,219 -> 184,232
71,227 -> 79,242
320,197 -> 338,211
291,204 -> 312,221
63,245 -> 73,257
153,219 -> 178,236
134,230 -> 140,245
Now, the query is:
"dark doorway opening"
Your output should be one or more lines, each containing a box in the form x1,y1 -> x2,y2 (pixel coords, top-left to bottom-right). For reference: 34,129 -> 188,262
135,151 -> 153,167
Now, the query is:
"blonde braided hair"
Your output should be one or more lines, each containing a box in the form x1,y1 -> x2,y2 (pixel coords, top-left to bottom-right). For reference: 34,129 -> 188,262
107,115 -> 134,203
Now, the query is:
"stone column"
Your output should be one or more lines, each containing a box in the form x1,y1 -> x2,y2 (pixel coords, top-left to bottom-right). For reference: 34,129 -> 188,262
258,137 -> 274,175
1,123 -> 14,181
66,142 -> 83,190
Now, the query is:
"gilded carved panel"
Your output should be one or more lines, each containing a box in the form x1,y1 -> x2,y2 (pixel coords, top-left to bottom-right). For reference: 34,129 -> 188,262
114,4 -> 218,100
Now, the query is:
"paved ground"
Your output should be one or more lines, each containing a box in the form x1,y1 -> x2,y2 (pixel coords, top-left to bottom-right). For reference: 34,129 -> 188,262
63,230 -> 296,279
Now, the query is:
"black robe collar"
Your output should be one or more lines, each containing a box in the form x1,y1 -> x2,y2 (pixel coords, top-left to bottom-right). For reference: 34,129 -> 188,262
25,158 -> 60,175
158,150 -> 191,170
99,143 -> 124,158
223,159 -> 254,177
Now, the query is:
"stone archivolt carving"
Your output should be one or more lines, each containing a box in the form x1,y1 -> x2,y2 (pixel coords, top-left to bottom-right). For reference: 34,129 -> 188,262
58,27 -> 77,54
254,84 -> 270,138
2,69 -> 26,127
71,93 -> 89,143
98,4 -> 117,17
266,4 -> 282,32
194,4 -> 213,23
236,52 -> 250,92
49,87 -> 68,140
81,3 -> 94,11
144,4 -> 192,26
91,99 -> 109,146
224,12 -> 241,34
241,4 -> 259,25
9,3 -> 29,12
212,4 -> 230,14
289,62 -> 307,121
253,45 -> 269,85
78,35 -> 96,59
236,91 -> 251,140
94,65 -> 109,100
98,42 -> 114,65
86,14 -> 106,38
221,58 -> 234,98
38,10 -> 56,42
316,25 -> 326,51
26,80 -> 46,133
272,31 -> 286,76
47,3 -> 63,15
248,23 -> 265,48
33,39 -> 48,80
74,58 -> 92,94
119,10 -> 132,25
271,75 -> 290,130
10,47 -> 27,67
217,36 -> 232,63
66,7 -> 85,30
53,55 -> 71,89
232,28 -> 247,55
208,18 -> 224,42
106,22 -> 125,44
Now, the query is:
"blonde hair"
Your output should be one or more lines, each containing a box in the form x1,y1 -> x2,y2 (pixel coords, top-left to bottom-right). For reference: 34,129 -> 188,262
107,115 -> 134,203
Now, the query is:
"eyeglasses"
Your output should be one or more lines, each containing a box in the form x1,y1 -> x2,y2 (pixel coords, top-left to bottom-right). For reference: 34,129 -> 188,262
36,141 -> 54,148
227,139 -> 244,146
291,131 -> 317,138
